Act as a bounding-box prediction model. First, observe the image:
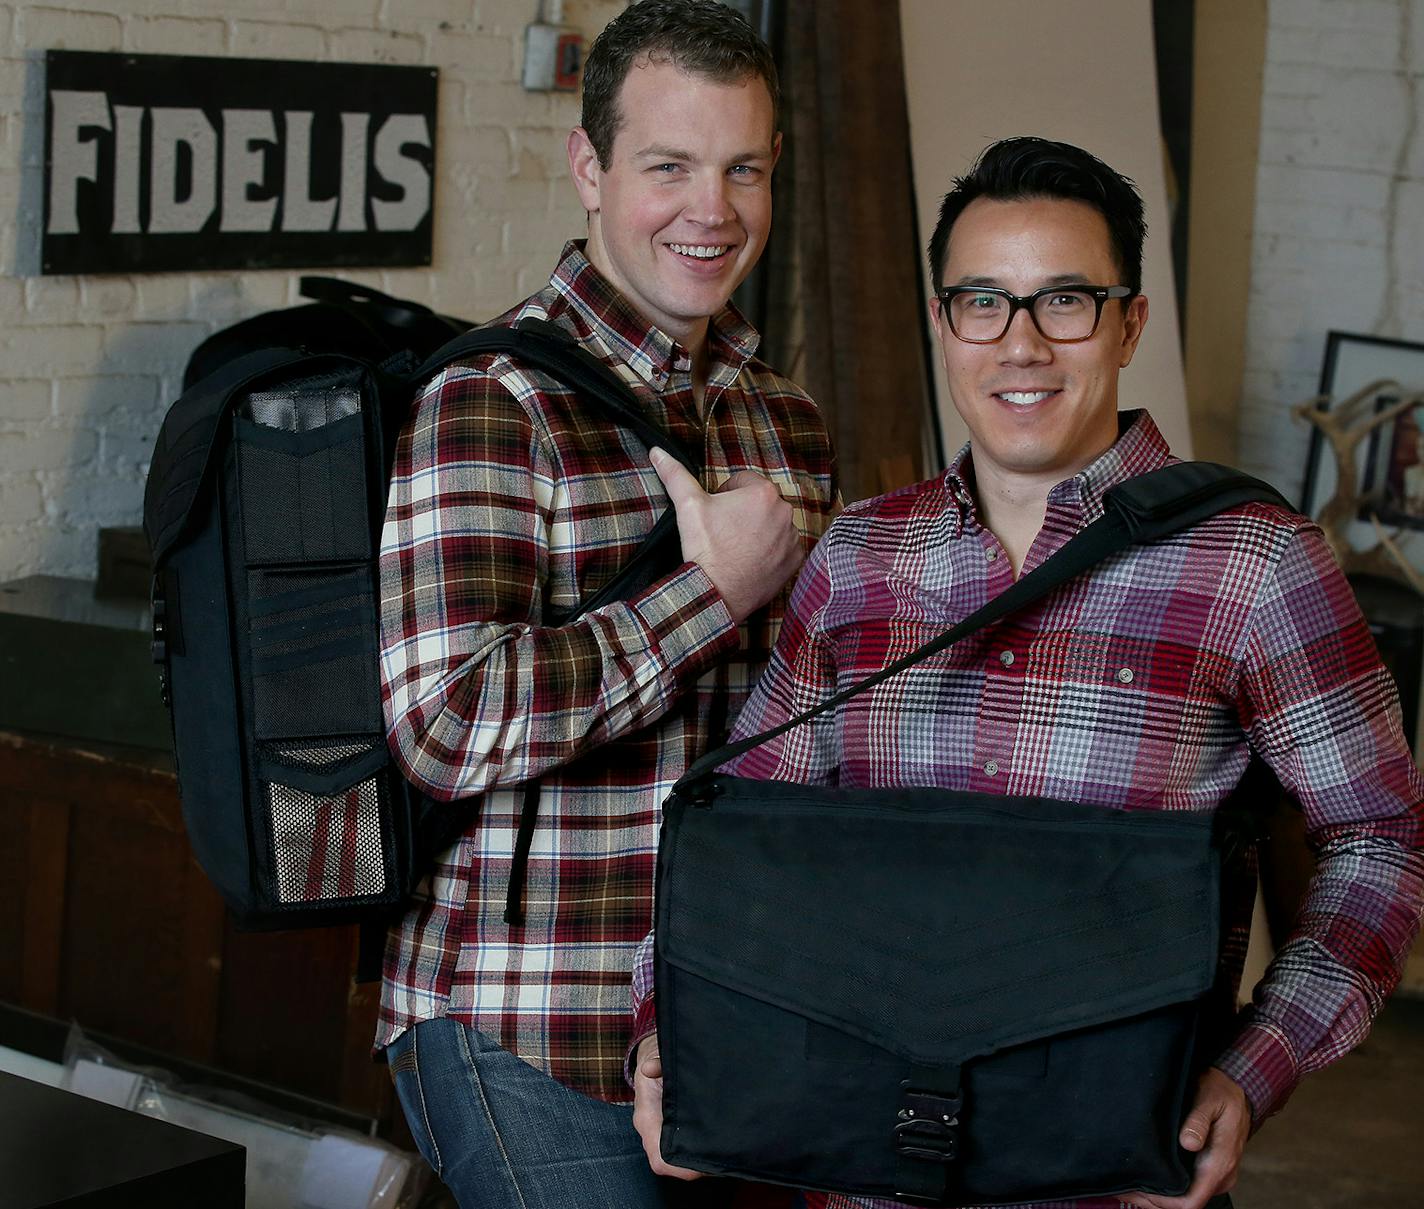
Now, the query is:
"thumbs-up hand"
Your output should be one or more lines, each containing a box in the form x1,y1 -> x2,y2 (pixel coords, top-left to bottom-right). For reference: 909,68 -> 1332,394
650,447 -> 804,623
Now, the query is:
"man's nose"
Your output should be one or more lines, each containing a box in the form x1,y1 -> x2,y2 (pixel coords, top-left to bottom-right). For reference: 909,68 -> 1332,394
998,304 -> 1052,364
686,174 -> 735,226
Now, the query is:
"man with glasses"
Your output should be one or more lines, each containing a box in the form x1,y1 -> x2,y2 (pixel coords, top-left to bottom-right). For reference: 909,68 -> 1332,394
630,137 -> 1424,1209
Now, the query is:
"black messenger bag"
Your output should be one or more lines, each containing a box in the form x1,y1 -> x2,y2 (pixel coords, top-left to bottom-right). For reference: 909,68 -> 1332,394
655,462 -> 1289,1206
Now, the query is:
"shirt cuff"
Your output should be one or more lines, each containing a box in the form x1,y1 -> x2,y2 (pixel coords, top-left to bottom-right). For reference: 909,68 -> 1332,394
629,561 -> 738,681
625,992 -> 659,1088
1212,1018 -> 1300,1124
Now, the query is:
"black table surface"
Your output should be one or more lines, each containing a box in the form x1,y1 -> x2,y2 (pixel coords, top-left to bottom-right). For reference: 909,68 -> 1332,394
0,1070 -> 245,1208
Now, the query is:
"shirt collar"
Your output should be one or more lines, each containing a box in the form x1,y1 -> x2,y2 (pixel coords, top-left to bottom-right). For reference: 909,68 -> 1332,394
548,241 -> 761,391
942,409 -> 1173,535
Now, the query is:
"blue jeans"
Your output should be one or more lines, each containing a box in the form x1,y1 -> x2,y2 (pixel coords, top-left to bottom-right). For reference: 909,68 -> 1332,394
387,1017 -> 731,1209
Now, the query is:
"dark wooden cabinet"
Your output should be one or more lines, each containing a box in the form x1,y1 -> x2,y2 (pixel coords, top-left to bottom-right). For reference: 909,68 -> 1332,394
0,730 -> 399,1136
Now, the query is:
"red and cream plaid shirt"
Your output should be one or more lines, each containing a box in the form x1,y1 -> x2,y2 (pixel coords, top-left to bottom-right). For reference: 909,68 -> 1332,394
631,413 -> 1424,1208
375,242 -> 836,1099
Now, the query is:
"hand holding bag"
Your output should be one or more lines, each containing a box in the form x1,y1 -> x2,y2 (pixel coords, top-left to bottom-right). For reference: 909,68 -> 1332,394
654,463 -> 1288,1206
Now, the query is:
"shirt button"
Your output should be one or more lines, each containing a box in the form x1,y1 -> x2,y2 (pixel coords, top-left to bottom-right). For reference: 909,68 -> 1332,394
985,548 -> 998,562
983,760 -> 1000,776
1117,667 -> 1135,684
999,650 -> 1015,668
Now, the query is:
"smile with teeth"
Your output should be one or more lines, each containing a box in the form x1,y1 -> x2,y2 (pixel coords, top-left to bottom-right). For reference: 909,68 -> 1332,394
668,243 -> 730,260
997,390 -> 1057,406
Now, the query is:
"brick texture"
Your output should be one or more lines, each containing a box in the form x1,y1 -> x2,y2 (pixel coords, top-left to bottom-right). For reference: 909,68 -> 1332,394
0,0 -> 622,579
1239,0 -> 1424,511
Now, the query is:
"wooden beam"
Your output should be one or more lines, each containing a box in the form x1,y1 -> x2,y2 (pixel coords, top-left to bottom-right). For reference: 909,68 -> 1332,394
778,0 -> 932,501
1184,0 -> 1269,464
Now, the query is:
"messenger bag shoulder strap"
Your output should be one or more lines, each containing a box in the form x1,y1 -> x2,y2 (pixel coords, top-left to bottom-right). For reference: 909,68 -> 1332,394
677,461 -> 1289,787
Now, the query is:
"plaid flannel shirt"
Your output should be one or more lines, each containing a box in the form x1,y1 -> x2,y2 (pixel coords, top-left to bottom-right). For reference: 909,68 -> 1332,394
630,412 -> 1424,1209
377,242 -> 836,1100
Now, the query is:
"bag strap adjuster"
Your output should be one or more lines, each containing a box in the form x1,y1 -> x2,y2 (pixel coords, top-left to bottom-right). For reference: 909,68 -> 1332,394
893,1072 -> 963,1204
894,1086 -> 961,1163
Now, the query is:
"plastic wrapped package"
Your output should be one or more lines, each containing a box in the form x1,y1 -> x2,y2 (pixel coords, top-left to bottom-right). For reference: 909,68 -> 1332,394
62,1026 -> 427,1209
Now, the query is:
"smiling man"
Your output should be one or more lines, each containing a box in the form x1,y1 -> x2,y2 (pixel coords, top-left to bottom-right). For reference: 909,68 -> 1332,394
375,3 -> 836,1206
629,137 -> 1424,1209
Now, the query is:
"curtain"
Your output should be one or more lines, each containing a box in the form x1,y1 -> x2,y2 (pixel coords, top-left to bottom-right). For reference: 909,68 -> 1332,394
759,0 -> 937,502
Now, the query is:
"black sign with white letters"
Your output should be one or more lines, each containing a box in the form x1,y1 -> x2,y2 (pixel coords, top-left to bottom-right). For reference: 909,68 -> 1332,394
43,51 -> 438,275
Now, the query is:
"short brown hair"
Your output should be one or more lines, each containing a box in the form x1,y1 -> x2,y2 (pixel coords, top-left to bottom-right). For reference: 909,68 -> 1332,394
581,0 -> 779,170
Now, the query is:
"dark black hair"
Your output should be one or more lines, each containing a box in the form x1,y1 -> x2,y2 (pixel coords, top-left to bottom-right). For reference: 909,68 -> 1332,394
580,0 -> 779,170
927,136 -> 1146,293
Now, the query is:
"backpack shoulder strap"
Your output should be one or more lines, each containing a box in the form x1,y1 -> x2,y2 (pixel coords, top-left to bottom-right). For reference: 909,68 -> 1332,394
412,318 -> 701,473
413,319 -> 706,927
676,461 -> 1290,786
413,318 -> 703,624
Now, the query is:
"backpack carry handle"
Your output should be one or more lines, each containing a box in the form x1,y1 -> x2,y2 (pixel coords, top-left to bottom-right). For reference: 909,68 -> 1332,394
300,275 -> 433,316
297,275 -> 474,344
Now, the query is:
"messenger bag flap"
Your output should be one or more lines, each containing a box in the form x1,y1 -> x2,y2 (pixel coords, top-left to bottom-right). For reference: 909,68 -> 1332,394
658,776 -> 1221,1067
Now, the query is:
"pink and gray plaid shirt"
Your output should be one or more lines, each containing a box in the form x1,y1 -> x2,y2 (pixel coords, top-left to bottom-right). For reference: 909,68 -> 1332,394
631,412 -> 1424,1209
376,243 -> 836,1100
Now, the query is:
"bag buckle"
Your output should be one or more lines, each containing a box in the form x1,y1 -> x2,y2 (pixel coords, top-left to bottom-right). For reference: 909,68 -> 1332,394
894,1086 -> 961,1163
150,587 -> 167,666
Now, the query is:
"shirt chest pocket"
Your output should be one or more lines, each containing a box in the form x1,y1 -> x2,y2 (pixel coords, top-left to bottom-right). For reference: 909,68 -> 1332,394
1026,630 -> 1154,712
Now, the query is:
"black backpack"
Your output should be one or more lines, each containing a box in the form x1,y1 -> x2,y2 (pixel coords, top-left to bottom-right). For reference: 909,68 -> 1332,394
180,276 -> 475,390
143,279 -> 693,931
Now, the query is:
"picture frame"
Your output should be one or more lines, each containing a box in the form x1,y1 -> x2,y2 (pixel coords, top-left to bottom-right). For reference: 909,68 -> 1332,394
1359,394 -> 1424,530
1299,331 -> 1424,519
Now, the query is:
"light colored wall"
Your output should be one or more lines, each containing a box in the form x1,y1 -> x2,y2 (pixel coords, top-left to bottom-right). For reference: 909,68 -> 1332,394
1238,0 -> 1424,504
1238,0 -> 1424,995
1184,0 -> 1269,467
898,0 -> 1193,463
0,0 -> 622,582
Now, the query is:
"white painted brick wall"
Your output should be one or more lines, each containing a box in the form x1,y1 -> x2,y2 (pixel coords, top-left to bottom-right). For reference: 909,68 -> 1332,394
0,0 -> 623,581
1238,0 -> 1424,505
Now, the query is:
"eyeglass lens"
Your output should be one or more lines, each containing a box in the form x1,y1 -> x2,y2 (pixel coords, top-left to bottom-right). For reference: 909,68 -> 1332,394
949,290 -> 1099,343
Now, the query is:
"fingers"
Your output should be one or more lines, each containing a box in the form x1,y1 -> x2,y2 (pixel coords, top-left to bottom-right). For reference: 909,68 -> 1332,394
652,453 -> 771,501
636,1044 -> 663,1082
1182,1068 -> 1250,1155
719,469 -> 772,493
1179,1103 -> 1214,1152
630,1032 -> 702,1181
647,451 -> 801,622
1128,1070 -> 1250,1209
649,447 -> 703,506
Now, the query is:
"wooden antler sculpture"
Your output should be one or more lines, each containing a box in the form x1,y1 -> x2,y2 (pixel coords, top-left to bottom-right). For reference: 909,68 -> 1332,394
1293,379 -> 1424,592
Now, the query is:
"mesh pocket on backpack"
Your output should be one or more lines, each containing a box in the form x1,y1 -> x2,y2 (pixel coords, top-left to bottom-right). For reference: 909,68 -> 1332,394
264,774 -> 389,905
259,738 -> 391,906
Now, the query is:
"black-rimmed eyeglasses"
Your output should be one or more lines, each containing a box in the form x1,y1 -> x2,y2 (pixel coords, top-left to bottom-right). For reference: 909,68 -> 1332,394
934,284 -> 1133,344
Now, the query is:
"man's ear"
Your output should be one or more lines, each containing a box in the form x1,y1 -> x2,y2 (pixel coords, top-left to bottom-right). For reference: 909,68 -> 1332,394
567,127 -> 602,213
927,294 -> 949,349
771,131 -> 783,171
1118,293 -> 1149,368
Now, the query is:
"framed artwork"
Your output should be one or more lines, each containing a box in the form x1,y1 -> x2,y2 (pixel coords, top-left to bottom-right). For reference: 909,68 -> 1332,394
1299,332 -> 1424,519
1360,395 -> 1424,529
